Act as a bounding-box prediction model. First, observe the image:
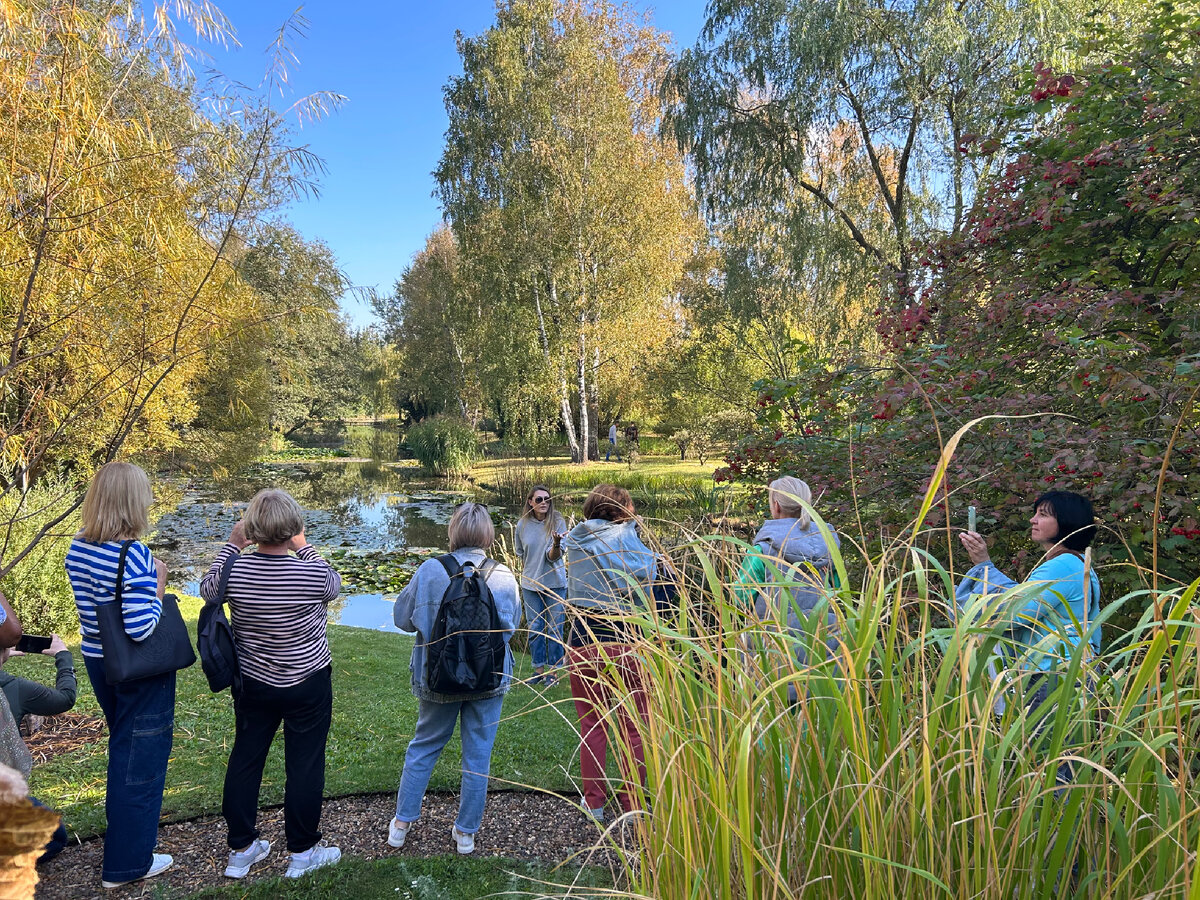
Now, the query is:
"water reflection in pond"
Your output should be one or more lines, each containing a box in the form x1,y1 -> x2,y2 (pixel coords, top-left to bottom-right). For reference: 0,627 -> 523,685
152,446 -> 511,632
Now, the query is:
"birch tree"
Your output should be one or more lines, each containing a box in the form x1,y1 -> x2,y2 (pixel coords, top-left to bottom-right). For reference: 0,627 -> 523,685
437,0 -> 698,461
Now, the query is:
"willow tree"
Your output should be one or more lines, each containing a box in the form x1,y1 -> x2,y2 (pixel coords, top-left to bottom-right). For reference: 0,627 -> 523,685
667,0 -> 1140,308
438,0 -> 699,461
0,1 -> 338,592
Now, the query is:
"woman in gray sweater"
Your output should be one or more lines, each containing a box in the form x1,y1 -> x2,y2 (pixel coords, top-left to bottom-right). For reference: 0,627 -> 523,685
512,485 -> 567,685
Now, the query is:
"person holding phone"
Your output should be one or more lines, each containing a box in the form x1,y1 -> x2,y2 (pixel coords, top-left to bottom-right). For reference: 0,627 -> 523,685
512,485 -> 567,686
0,630 -> 76,862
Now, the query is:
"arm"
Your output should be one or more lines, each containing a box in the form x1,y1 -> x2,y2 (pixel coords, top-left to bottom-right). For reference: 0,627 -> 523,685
0,593 -> 21,648
394,562 -> 427,632
12,642 -> 76,717
290,531 -> 341,602
512,522 -> 525,563
121,542 -> 164,642
732,552 -> 767,608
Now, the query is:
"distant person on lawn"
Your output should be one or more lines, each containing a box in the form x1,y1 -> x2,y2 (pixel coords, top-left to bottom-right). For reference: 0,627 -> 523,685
512,485 -> 567,685
200,489 -> 342,880
387,502 -> 520,855
64,462 -> 175,889
605,422 -> 621,462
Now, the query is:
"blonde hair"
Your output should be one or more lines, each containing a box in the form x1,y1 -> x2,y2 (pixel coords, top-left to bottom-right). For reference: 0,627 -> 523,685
519,484 -> 559,538
448,502 -> 495,550
769,476 -> 813,528
80,462 -> 154,542
242,489 -> 304,544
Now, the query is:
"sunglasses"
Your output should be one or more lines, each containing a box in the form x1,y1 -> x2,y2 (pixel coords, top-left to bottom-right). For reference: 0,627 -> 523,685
532,496 -> 551,503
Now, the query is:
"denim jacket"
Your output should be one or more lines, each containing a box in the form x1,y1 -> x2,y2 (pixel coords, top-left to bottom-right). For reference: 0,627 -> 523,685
393,548 -> 520,703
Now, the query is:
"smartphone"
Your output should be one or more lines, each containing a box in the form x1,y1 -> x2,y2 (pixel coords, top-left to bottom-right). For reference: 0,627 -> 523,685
967,506 -> 977,532
15,634 -> 52,654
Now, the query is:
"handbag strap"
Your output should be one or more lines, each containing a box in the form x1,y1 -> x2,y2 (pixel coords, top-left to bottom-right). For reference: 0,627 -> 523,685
209,550 -> 240,607
112,540 -> 133,607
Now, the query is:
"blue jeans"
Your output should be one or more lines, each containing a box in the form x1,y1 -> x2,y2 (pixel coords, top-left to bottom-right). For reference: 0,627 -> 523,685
84,656 -> 175,883
522,587 -> 565,669
605,439 -> 620,461
395,693 -> 505,834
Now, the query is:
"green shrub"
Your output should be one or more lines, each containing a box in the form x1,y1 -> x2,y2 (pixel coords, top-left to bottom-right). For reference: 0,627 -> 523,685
0,480 -> 80,635
405,415 -> 478,476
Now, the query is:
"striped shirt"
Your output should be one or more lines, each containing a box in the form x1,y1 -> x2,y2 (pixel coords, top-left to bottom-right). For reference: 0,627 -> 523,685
65,539 -> 162,659
200,542 -> 341,688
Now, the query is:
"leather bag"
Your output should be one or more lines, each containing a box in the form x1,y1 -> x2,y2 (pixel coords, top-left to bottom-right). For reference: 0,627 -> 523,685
97,541 -> 196,684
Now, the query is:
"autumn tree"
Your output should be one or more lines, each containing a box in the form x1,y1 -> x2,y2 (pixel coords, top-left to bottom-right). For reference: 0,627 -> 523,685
667,0 -> 1140,309
437,0 -> 699,461
0,1 -> 340,612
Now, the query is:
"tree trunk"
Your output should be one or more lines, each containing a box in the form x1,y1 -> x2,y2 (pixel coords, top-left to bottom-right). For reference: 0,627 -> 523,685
576,312 -> 590,463
536,277 -> 581,462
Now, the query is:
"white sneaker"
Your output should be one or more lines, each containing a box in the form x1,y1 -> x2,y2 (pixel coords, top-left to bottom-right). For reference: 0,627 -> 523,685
388,817 -> 412,848
284,843 -> 341,878
452,825 -> 475,855
224,838 -> 270,878
102,853 -> 173,889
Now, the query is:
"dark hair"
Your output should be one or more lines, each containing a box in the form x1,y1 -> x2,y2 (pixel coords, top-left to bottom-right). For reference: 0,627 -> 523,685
582,484 -> 634,523
1034,491 -> 1096,552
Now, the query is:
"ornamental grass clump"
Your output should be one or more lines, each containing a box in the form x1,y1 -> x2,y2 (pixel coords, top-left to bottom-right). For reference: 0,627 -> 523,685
405,415 -> 478,476
586,421 -> 1200,900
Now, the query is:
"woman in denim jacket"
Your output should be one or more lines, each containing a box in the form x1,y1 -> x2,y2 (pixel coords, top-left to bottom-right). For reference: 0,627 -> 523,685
387,502 -> 519,855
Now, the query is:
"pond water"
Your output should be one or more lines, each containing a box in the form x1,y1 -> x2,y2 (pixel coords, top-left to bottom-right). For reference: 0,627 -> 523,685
151,429 -> 513,633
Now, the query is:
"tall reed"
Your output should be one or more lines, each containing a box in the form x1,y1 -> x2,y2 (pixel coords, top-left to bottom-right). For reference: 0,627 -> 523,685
570,421 -> 1200,899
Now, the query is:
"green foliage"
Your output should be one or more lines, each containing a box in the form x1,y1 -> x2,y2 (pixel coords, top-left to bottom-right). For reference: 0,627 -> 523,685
406,416 -> 479,476
596,435 -> 1200,898
0,479 -> 78,634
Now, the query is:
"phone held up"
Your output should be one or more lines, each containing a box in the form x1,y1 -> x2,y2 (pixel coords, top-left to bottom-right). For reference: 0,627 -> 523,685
15,634 -> 52,654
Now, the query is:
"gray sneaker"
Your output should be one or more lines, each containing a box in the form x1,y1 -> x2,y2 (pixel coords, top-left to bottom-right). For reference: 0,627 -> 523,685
102,853 -> 173,889
285,843 -> 341,878
225,839 -> 270,878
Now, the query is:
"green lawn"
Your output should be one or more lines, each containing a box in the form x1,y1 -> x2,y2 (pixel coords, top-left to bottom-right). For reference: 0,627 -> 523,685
182,854 -> 614,899
13,597 -> 582,841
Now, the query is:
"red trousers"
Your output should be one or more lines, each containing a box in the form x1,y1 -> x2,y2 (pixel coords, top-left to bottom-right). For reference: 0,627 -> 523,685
567,642 -> 649,813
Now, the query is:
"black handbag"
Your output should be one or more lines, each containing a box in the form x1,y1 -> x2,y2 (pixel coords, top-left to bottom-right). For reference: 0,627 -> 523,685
97,541 -> 196,684
197,551 -> 241,695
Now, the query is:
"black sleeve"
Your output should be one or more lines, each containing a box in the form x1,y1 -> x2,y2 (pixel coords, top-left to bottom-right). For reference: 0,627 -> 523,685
15,651 -> 77,717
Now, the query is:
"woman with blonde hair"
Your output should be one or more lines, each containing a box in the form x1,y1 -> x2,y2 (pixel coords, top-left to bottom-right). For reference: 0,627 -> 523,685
199,488 -> 343,879
387,502 -> 520,855
64,461 -> 175,889
512,485 -> 567,685
733,476 -> 842,700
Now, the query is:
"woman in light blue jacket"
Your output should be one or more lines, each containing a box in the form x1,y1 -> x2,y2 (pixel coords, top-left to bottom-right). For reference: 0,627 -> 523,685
563,484 -> 657,822
512,484 -> 567,685
387,502 -> 519,855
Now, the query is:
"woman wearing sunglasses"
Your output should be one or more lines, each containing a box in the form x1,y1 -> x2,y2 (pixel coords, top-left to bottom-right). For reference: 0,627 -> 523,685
512,485 -> 567,686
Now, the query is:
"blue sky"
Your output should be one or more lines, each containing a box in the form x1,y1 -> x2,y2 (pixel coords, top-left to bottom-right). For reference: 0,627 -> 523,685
202,1 -> 709,326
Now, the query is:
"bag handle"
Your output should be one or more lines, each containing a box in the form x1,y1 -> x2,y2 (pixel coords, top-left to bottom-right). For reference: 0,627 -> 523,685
209,550 -> 239,607
113,540 -> 133,607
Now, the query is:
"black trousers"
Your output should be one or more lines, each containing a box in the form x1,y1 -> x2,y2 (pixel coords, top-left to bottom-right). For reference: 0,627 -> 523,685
222,665 -> 332,853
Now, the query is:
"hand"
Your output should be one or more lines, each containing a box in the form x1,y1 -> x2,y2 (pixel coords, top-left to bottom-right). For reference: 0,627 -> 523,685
286,529 -> 308,552
959,531 -> 991,566
229,520 -> 251,550
154,556 -> 167,599
44,634 -> 67,656
552,531 -> 563,545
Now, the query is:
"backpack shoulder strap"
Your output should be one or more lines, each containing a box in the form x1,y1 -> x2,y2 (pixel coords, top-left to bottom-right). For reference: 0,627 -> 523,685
210,550 -> 239,607
478,559 -> 498,583
113,540 -> 133,604
437,553 -> 462,578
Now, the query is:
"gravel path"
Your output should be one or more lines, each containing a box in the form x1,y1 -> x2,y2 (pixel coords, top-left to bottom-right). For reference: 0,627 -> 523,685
34,790 -> 622,899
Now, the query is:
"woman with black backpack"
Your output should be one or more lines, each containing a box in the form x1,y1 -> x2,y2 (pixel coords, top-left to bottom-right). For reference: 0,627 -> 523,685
387,502 -> 520,855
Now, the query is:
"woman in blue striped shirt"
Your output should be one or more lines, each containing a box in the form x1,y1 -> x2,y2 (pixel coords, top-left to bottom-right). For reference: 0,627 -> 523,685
64,462 -> 175,889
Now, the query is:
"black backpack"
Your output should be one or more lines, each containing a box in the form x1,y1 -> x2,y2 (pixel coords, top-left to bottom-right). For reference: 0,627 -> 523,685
198,552 -> 241,695
426,554 -> 506,695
